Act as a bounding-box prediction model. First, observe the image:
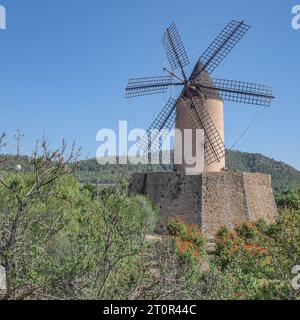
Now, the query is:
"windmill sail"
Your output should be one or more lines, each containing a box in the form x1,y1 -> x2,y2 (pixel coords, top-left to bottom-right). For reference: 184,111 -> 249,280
162,23 -> 190,72
125,76 -> 174,98
139,98 -> 177,153
198,20 -> 250,75
196,78 -> 274,106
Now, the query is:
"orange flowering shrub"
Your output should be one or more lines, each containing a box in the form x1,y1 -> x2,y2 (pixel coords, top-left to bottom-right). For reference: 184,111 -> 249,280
167,218 -> 206,262
215,221 -> 272,272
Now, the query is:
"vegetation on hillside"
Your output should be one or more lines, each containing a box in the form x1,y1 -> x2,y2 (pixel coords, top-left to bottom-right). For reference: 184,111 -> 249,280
0,133 -> 299,300
0,142 -> 299,299
0,139 -> 158,299
1,149 -> 300,192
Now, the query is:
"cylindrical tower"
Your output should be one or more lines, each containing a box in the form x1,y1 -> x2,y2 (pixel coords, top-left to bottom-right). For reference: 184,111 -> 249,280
174,62 -> 225,173
203,98 -> 225,172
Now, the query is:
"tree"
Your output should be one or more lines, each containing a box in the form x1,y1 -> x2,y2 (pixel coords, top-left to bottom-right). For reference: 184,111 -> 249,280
0,137 -> 80,299
0,135 -> 158,299
276,189 -> 300,210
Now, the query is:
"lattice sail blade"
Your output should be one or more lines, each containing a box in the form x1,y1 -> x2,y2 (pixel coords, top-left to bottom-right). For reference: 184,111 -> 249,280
198,78 -> 274,106
198,20 -> 250,75
139,98 -> 177,154
125,76 -> 174,98
181,96 -> 225,165
162,23 -> 190,71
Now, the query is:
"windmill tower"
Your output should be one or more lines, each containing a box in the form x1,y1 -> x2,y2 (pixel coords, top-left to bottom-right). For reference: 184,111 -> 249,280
127,21 -> 277,237
174,61 -> 225,173
126,21 -> 274,173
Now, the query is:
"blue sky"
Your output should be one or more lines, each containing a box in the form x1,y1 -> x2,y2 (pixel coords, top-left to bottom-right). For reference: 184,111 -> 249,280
0,0 -> 299,169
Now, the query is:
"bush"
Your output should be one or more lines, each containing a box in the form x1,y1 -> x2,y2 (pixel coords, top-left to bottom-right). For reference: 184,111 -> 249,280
276,189 -> 300,210
215,223 -> 270,274
0,174 -> 157,300
167,219 -> 206,263
211,213 -> 300,300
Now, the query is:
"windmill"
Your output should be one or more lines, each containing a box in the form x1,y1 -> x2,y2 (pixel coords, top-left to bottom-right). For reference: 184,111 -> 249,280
125,20 -> 274,173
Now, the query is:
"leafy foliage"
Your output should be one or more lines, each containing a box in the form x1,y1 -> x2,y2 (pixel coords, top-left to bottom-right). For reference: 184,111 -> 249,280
275,189 -> 300,210
0,135 -> 299,300
0,174 -> 157,299
0,170 -> 299,300
210,213 -> 300,300
167,219 -> 206,263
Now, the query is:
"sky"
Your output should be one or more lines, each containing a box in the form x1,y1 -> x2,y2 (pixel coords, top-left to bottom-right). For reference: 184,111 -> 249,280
0,0 -> 299,169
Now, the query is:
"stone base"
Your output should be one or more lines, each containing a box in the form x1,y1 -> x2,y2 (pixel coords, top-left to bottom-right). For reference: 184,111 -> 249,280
129,171 -> 277,238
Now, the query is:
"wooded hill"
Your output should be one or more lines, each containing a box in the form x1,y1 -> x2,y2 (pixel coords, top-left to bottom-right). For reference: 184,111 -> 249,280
0,150 -> 299,192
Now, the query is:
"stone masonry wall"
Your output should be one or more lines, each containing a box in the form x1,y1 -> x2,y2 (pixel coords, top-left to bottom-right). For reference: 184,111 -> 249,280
201,172 -> 248,236
130,172 -> 203,227
129,171 -> 277,238
242,173 -> 277,223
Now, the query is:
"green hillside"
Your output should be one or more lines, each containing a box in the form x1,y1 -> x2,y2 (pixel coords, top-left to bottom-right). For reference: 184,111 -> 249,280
226,150 -> 300,192
1,150 -> 299,192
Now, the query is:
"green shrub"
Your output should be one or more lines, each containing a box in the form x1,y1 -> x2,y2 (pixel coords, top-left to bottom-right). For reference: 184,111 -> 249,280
167,219 -> 206,264
0,174 -> 157,299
